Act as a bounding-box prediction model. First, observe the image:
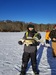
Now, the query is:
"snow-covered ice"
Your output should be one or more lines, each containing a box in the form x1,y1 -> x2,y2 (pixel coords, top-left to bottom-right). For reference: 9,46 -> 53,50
0,32 -> 56,75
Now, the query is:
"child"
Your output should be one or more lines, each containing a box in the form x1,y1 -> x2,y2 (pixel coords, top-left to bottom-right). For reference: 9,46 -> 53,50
45,29 -> 50,47
18,24 -> 41,75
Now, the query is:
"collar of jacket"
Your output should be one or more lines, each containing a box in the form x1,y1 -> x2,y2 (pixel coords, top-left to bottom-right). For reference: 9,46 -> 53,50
26,31 -> 38,38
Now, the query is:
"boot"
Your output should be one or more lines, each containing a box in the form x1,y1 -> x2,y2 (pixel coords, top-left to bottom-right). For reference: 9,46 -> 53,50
20,71 -> 26,75
34,72 -> 39,75
20,73 -> 26,75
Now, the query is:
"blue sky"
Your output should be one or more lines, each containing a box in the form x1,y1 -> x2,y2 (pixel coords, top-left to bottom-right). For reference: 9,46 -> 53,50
0,0 -> 56,24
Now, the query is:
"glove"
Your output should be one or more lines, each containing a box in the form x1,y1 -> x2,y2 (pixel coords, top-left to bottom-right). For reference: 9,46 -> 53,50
37,42 -> 40,45
37,33 -> 41,40
18,41 -> 23,45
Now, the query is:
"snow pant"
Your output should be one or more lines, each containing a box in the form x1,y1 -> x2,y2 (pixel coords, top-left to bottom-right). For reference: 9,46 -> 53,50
20,51 -> 37,75
52,42 -> 56,57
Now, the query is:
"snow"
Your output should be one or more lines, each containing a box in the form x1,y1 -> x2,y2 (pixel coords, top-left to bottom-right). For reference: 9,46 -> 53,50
0,32 -> 56,75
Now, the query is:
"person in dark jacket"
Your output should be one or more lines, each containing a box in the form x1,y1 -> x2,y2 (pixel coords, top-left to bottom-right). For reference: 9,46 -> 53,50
49,25 -> 56,57
18,24 -> 41,75
49,25 -> 56,42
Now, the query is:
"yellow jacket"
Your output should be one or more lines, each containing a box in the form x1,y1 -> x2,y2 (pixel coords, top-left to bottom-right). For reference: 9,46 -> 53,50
45,31 -> 50,40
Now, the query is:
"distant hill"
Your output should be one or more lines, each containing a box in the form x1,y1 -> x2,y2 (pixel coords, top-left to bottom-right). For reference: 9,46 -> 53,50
0,20 -> 55,32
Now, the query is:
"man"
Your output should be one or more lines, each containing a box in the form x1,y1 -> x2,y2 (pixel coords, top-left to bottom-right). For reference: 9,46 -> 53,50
49,25 -> 56,57
18,24 -> 41,75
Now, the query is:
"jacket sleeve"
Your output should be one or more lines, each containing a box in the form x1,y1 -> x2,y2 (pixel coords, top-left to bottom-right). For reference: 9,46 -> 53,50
23,33 -> 26,39
33,33 -> 41,46
35,33 -> 41,40
49,30 -> 53,39
37,33 -> 41,39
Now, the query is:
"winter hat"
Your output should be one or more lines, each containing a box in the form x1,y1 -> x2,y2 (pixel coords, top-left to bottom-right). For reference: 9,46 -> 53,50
46,28 -> 50,32
54,25 -> 56,28
27,24 -> 34,29
46,30 -> 50,32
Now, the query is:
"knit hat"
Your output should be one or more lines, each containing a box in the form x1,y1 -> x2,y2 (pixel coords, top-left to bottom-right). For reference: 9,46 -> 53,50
54,25 -> 56,28
27,24 -> 34,29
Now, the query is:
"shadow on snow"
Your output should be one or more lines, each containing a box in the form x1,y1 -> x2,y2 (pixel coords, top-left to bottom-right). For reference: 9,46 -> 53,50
26,41 -> 56,75
47,40 -> 56,75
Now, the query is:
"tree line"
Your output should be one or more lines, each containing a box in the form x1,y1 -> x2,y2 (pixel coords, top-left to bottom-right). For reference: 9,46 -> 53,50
0,20 -> 55,32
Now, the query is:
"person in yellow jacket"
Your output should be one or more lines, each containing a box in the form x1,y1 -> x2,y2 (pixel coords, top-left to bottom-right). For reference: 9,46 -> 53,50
45,29 -> 50,47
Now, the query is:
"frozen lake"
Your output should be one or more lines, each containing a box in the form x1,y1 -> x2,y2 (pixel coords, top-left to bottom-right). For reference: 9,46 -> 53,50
0,32 -> 56,75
